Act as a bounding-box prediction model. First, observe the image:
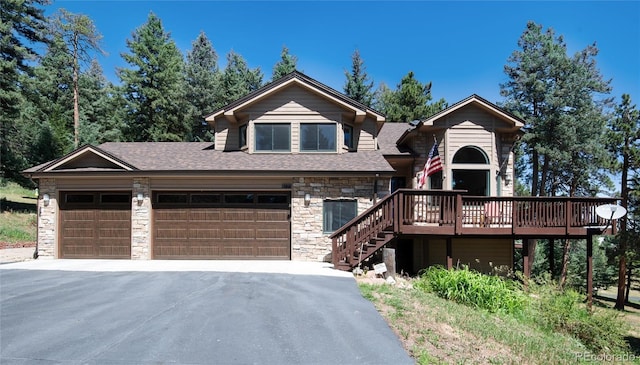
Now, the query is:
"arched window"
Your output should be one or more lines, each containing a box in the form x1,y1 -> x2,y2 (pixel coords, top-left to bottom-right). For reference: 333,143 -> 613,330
452,146 -> 489,164
452,146 -> 490,196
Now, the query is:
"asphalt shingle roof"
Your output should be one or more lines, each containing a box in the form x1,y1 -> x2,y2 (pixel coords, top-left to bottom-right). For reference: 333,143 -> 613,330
97,142 -> 395,174
377,122 -> 415,156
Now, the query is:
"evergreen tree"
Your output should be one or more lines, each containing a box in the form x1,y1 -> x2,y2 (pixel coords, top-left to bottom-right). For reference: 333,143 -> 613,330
78,59 -> 123,144
217,50 -> 263,106
271,45 -> 297,80
501,21 -> 613,280
375,71 -> 446,122
26,34 -> 75,158
119,12 -> 189,142
50,8 -> 104,148
184,31 -> 219,141
606,94 -> 640,309
0,0 -> 49,183
343,49 -> 374,106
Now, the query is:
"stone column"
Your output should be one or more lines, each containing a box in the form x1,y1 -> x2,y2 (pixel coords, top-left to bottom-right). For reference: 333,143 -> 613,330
37,178 -> 57,259
131,178 -> 151,260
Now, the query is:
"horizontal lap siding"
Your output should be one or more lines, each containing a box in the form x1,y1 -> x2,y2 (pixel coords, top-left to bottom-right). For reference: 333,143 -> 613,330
150,178 -> 291,190
453,238 -> 512,274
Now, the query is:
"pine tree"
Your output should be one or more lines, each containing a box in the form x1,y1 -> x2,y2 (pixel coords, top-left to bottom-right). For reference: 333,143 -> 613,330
606,94 -> 640,310
375,71 -> 446,122
501,21 -> 613,279
79,59 -> 123,144
271,45 -> 297,81
50,8 -> 104,148
217,50 -> 263,106
184,31 -> 219,141
119,12 -> 189,142
343,49 -> 374,106
0,0 -> 49,183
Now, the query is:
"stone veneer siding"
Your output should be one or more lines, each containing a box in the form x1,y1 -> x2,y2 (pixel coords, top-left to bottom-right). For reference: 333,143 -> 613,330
291,176 -> 390,261
131,178 -> 151,259
37,178 -> 57,258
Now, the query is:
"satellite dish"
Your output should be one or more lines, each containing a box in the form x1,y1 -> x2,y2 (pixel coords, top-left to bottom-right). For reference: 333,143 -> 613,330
595,204 -> 627,220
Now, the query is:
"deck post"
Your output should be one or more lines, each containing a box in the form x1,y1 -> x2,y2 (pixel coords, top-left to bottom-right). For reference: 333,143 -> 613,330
548,239 -> 555,278
446,237 -> 453,270
586,229 -> 594,311
522,239 -> 530,288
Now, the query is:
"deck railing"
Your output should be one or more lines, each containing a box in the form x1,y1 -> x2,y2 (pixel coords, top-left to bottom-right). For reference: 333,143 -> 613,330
331,189 -> 619,269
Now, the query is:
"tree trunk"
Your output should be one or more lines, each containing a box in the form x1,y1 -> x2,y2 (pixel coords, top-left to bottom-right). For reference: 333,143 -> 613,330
615,151 -> 630,310
625,259 -> 632,303
559,238 -> 571,289
73,32 -> 80,149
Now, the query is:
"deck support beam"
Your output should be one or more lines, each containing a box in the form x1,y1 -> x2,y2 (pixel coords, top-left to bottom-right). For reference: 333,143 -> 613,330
522,239 -> 530,287
446,238 -> 453,270
586,230 -> 595,310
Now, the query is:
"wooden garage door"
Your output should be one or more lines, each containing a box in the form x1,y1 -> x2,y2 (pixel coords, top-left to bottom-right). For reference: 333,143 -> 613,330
59,192 -> 132,259
153,192 -> 290,259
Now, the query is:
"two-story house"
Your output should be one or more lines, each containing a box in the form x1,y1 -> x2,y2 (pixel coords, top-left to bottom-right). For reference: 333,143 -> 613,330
24,71 -> 614,277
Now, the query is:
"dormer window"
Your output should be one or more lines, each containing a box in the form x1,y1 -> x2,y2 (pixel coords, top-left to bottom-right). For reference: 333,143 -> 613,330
301,123 -> 336,152
255,123 -> 291,152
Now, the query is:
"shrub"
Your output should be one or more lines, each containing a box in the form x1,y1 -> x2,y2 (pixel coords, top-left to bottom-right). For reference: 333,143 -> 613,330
415,266 -> 527,315
528,281 -> 630,354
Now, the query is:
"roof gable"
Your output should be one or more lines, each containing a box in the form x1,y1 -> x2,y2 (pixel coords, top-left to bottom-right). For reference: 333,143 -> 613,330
204,71 -> 385,124
38,145 -> 137,172
422,94 -> 525,130
396,94 -> 525,145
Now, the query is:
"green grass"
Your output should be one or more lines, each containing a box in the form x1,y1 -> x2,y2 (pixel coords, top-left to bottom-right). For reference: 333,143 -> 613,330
359,272 -> 640,364
0,181 -> 37,243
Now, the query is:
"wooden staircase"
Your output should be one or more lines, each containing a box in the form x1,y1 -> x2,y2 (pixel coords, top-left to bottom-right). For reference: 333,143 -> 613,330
331,192 -> 398,271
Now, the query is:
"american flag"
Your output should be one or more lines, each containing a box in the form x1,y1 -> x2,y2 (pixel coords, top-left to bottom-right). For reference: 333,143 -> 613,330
418,143 -> 442,189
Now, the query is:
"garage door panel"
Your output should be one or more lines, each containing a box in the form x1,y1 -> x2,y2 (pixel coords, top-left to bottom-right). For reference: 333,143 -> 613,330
60,192 -> 131,259
153,192 -> 290,259
223,210 -> 256,222
223,228 -> 256,239
156,228 -> 188,239
97,244 -> 130,258
155,210 -> 189,221
189,228 -> 221,239
255,228 -> 289,240
98,227 -> 130,238
190,210 -> 221,221
62,244 -> 95,257
63,228 -> 94,238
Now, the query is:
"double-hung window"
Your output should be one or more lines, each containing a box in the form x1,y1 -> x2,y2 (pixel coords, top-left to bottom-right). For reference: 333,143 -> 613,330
255,123 -> 290,152
301,123 -> 336,152
323,199 -> 357,233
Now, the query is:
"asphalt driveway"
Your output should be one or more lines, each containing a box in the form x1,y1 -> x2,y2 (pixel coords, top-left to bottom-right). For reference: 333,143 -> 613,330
0,261 -> 413,365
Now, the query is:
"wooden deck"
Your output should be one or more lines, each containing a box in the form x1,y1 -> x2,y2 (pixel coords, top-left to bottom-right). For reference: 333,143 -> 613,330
331,189 -> 618,271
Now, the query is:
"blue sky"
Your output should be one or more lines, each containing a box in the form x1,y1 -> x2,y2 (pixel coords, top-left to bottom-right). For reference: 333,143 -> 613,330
46,1 -> 639,106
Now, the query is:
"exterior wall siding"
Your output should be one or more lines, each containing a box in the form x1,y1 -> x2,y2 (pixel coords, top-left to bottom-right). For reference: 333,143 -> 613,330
213,85 -> 378,153
452,238 -> 513,274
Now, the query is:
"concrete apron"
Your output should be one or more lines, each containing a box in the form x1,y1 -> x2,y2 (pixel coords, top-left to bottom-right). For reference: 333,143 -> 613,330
0,258 -> 353,277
